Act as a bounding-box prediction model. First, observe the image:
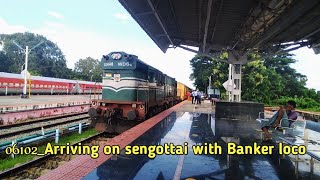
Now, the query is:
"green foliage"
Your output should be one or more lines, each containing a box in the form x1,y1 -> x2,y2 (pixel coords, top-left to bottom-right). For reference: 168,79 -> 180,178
270,96 -> 320,111
0,51 -> 10,72
189,54 -> 228,92
0,128 -> 97,171
74,57 -> 103,82
0,32 -> 72,79
241,59 -> 284,104
190,52 -> 319,109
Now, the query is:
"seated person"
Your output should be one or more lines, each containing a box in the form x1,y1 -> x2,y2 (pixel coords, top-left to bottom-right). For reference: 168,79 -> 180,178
261,100 -> 298,140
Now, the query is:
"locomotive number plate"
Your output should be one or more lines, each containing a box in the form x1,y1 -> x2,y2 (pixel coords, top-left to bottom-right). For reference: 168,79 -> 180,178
114,74 -> 120,82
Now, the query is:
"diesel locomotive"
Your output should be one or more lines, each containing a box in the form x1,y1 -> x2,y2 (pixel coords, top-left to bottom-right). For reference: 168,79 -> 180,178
89,52 -> 186,131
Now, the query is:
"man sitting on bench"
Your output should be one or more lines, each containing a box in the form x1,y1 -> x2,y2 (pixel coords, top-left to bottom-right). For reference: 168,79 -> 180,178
261,100 -> 298,140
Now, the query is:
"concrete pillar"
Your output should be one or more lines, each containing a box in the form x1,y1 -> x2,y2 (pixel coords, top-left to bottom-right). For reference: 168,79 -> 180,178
232,64 -> 242,102
227,51 -> 247,102
228,64 -> 233,102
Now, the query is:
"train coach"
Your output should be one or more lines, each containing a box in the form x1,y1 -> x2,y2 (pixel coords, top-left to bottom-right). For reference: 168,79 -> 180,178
89,51 -> 181,129
0,72 -> 102,95
177,82 -> 191,101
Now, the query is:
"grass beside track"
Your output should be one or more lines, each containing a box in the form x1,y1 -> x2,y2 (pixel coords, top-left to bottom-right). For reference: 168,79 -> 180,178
0,128 -> 98,171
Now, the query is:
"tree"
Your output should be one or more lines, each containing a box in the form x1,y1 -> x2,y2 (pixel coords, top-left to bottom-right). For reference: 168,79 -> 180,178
241,59 -> 284,103
0,51 -> 10,72
263,53 -> 308,98
189,53 -> 310,103
189,55 -> 228,92
74,57 -> 103,82
0,32 -> 71,78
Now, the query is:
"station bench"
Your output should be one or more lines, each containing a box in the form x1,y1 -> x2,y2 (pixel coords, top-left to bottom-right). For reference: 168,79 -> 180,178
255,112 -> 320,171
255,112 -> 306,139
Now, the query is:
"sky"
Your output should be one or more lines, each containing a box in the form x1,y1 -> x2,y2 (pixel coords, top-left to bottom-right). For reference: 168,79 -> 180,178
0,0 -> 319,90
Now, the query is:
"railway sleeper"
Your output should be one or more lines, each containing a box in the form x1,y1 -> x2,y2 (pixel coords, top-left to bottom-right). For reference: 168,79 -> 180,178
43,159 -> 59,169
57,154 -> 72,161
23,167 -> 42,179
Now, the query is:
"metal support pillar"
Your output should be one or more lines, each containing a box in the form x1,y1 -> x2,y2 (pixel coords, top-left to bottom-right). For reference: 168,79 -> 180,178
55,129 -> 59,143
22,46 -> 29,98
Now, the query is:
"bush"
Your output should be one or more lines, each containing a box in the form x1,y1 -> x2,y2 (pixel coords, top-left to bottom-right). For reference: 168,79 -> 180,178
270,96 -> 320,111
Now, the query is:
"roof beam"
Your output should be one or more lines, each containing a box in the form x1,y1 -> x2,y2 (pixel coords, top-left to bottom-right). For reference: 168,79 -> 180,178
211,0 -> 224,41
178,45 -> 228,63
249,0 -> 320,48
147,0 -> 174,46
296,27 -> 320,42
135,11 -> 154,16
202,0 -> 213,53
198,0 -> 202,42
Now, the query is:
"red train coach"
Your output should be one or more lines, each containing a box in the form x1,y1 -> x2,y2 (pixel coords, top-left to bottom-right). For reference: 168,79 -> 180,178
0,72 -> 102,95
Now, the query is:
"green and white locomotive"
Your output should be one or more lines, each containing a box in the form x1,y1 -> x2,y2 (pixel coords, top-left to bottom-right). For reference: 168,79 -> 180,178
89,52 -> 178,130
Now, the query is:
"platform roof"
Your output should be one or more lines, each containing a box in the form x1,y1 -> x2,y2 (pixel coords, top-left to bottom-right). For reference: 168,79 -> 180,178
119,0 -> 320,55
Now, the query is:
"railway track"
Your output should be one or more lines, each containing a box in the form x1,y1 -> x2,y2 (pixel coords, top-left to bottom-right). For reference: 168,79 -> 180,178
0,113 -> 90,142
0,132 -> 117,179
0,112 -> 87,129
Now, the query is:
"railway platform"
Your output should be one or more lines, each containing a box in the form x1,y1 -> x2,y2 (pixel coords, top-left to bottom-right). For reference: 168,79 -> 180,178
37,100 -> 320,180
0,95 -> 100,125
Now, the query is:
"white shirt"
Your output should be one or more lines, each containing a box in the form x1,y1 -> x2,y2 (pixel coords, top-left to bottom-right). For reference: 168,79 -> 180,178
192,91 -> 197,96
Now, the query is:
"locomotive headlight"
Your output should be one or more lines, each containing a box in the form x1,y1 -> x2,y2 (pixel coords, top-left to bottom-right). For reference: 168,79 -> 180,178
139,104 -> 145,109
132,104 -> 136,108
105,73 -> 112,78
111,53 -> 122,60
102,103 -> 106,106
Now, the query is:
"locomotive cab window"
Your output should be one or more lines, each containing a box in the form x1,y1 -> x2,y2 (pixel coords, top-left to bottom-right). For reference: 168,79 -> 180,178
148,72 -> 156,83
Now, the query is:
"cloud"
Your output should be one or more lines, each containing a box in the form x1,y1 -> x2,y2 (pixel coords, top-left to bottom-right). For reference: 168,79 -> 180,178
43,21 -> 65,28
291,47 -> 320,91
0,17 -> 28,34
37,24 -> 196,88
113,13 -> 130,22
3,15 -> 320,91
0,17 -> 197,89
48,11 -> 64,20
